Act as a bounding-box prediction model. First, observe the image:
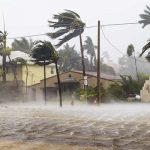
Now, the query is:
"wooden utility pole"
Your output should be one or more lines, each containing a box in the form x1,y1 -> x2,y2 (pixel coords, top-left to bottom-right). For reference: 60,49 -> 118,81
43,62 -> 46,104
97,20 -> 101,104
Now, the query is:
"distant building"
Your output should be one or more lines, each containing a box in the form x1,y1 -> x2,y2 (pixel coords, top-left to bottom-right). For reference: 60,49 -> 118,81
28,70 -> 121,102
0,62 -> 56,86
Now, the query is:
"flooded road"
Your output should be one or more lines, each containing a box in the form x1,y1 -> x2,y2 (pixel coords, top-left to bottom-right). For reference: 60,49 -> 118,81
0,103 -> 150,150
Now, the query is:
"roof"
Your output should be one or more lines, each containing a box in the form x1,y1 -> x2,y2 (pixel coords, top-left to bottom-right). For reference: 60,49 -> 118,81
70,70 -> 121,80
40,70 -> 121,82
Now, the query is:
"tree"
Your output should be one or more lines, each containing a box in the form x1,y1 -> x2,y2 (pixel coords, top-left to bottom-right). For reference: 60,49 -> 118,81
0,30 -> 7,83
12,38 -> 34,54
83,36 -> 96,71
47,10 -> 86,81
31,41 -> 62,106
139,5 -> 150,57
58,43 -> 82,72
127,44 -> 139,81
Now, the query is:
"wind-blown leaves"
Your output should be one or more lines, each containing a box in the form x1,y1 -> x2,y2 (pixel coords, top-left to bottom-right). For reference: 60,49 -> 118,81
139,41 -> 150,57
12,38 -> 34,54
48,10 -> 85,47
139,5 -> 150,28
127,44 -> 134,57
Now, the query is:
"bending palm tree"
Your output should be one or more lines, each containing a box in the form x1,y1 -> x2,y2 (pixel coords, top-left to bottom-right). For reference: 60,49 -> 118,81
139,5 -> 150,56
0,31 -> 7,83
31,41 -> 62,106
127,44 -> 139,81
12,38 -> 34,55
47,10 -> 86,78
83,36 -> 96,71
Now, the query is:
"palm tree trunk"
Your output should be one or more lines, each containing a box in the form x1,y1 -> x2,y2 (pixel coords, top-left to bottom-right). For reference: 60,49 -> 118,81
8,55 -> 18,87
2,55 -> 6,83
55,61 -> 62,107
79,34 -> 86,90
43,62 -> 46,104
133,52 -> 139,82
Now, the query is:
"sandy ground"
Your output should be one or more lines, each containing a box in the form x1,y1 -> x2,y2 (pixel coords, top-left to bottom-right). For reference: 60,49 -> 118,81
0,140 -> 113,150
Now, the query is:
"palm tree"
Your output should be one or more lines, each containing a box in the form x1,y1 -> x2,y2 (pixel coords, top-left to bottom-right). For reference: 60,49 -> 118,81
83,36 -> 96,71
31,41 -> 62,106
0,30 -> 7,83
127,44 -> 139,81
12,38 -> 34,54
139,5 -> 150,57
47,10 -> 86,80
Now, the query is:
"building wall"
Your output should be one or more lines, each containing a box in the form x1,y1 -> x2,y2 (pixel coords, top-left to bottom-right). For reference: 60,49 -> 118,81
3,63 -> 56,86
21,64 -> 56,86
39,71 -> 117,89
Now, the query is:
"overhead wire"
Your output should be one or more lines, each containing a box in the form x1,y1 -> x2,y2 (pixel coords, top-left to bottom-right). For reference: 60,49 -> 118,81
5,21 -> 149,64
100,26 -> 149,64
6,22 -> 139,40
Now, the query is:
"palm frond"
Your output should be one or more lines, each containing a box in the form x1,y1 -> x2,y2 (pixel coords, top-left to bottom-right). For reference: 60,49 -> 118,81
139,41 -> 150,57
139,5 -> 150,28
65,10 -> 80,18
55,29 -> 84,47
47,28 -> 69,39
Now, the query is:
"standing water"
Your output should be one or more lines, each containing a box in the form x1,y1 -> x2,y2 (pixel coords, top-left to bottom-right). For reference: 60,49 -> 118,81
0,103 -> 150,150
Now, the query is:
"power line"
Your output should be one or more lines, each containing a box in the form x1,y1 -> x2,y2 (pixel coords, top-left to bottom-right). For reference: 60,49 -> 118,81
100,26 -> 149,64
101,22 -> 139,27
6,22 -> 139,40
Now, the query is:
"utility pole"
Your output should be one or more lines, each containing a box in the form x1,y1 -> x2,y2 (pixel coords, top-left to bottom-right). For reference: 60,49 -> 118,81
43,61 -> 46,104
97,20 -> 101,104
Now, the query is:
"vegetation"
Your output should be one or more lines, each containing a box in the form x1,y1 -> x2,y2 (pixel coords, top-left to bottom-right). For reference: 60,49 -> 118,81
106,73 -> 149,100
31,41 -> 62,106
83,36 -> 96,71
0,30 -> 7,82
76,84 -> 106,103
12,38 -> 34,54
58,43 -> 82,72
48,10 -> 86,78
127,44 -> 139,81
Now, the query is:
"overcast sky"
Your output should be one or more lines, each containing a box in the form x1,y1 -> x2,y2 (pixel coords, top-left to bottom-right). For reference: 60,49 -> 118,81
0,0 -> 150,63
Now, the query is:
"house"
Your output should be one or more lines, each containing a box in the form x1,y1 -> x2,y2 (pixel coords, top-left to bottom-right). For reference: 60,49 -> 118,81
0,51 -> 57,86
28,70 -> 121,102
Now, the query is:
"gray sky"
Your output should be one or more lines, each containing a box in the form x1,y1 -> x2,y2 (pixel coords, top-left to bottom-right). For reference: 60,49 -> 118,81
0,0 -> 150,63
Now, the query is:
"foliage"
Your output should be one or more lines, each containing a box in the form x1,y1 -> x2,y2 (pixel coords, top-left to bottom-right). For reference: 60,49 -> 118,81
58,43 -> 82,72
139,5 -> 150,57
12,38 -> 34,54
139,5 -> 150,28
127,44 -> 134,56
31,41 -> 56,65
100,62 -> 116,75
48,10 -> 85,47
106,73 -> 149,100
76,84 -> 106,103
83,36 -> 96,71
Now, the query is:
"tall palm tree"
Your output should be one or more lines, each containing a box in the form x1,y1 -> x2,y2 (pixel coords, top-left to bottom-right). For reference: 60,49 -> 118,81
127,44 -> 139,81
139,5 -> 150,57
47,10 -> 86,79
83,36 -> 96,71
0,30 -> 7,83
12,38 -> 34,54
31,41 -> 62,106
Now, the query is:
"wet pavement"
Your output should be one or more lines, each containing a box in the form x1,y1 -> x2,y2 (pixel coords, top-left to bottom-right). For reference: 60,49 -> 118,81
0,103 -> 150,150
